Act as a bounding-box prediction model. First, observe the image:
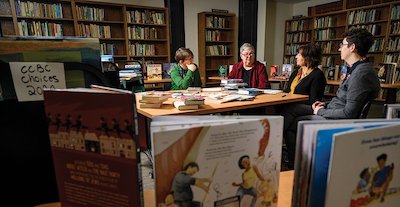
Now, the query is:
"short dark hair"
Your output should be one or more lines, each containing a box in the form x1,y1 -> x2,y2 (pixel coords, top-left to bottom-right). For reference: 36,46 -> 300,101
238,155 -> 249,169
299,43 -> 322,68
175,47 -> 194,62
359,168 -> 369,178
183,162 -> 199,170
377,153 -> 387,162
342,27 -> 373,57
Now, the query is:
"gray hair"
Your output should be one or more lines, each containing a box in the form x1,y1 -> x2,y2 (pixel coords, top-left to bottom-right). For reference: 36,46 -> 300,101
240,43 -> 255,54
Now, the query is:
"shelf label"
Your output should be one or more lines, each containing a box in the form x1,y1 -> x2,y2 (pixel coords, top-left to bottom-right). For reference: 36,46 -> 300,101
10,62 -> 66,102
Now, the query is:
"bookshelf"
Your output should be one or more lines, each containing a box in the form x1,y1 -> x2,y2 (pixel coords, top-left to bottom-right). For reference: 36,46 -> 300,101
283,16 -> 313,64
283,0 -> 400,102
0,0 -> 171,89
198,11 -> 236,87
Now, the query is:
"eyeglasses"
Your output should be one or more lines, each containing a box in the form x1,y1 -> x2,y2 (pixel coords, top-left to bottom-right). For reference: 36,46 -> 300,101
339,43 -> 350,48
241,53 -> 255,57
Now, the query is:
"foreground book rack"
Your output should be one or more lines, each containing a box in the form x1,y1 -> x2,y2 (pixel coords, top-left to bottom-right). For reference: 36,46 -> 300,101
293,119 -> 400,207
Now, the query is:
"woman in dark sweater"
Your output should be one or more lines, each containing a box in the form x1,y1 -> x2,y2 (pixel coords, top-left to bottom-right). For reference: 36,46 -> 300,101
281,43 -> 326,169
283,43 -> 326,104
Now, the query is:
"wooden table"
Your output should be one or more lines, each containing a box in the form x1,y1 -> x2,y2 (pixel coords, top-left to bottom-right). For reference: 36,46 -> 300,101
36,170 -> 294,207
136,93 -> 308,148
136,93 -> 307,119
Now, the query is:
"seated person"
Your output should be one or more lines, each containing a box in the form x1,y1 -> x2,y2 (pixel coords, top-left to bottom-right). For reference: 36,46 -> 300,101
228,43 -> 270,89
283,43 -> 326,105
281,43 -> 326,166
170,47 -> 202,90
283,28 -> 381,169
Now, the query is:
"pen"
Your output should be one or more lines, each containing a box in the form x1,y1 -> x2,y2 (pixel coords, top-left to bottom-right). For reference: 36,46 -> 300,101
282,94 -> 287,97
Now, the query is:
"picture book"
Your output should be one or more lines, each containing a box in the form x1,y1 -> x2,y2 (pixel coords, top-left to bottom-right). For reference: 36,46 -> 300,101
281,64 -> 294,78
43,88 -> 141,207
163,63 -> 176,79
269,65 -> 279,79
218,65 -> 228,77
147,63 -> 163,80
292,119 -> 400,207
325,124 -> 400,207
150,115 -> 283,207
386,104 -> 400,119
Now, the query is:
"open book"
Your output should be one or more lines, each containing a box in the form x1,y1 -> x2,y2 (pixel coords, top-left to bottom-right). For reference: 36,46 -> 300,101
150,115 -> 283,207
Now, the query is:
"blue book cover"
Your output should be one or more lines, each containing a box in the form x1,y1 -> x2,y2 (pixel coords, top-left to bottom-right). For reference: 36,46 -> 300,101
162,63 -> 176,79
309,124 -> 385,207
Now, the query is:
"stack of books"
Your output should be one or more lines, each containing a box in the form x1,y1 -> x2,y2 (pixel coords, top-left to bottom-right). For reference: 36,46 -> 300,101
139,92 -> 171,108
173,96 -> 205,110
220,79 -> 247,90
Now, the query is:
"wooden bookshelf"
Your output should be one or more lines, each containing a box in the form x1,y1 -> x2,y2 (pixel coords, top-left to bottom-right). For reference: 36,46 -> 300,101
0,0 -> 171,89
284,0 -> 400,68
198,11 -> 236,87
283,16 -> 313,64
284,0 -> 400,103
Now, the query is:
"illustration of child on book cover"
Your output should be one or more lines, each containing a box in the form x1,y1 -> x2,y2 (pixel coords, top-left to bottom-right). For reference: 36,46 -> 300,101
152,117 -> 282,207
350,153 -> 396,207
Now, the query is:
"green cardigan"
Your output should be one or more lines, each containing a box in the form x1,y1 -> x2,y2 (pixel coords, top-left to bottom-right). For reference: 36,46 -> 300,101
170,64 -> 202,90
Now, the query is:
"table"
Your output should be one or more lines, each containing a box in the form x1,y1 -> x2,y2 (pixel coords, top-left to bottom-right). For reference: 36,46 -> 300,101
36,170 -> 294,207
136,93 -> 308,148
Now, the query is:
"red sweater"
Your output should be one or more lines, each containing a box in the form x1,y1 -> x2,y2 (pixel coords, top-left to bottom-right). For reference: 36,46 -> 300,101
228,61 -> 270,89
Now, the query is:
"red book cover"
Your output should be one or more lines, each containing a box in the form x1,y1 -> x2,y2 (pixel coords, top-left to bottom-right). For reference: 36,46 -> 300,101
43,88 -> 141,207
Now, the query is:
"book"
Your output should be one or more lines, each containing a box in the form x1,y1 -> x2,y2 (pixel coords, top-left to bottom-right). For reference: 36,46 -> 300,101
162,63 -> 176,79
292,119 -> 400,207
140,102 -> 163,108
218,65 -> 228,77
150,115 -> 283,207
325,124 -> 400,207
221,79 -> 243,84
173,100 -> 200,110
270,65 -> 279,79
181,96 -> 205,105
43,88 -> 141,207
281,64 -> 294,78
377,63 -> 397,84
147,63 -> 163,80
206,93 -> 243,104
238,88 -> 263,96
386,104 -> 400,119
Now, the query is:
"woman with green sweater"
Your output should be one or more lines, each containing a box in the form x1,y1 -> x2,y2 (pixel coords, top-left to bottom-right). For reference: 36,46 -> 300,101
170,47 -> 202,90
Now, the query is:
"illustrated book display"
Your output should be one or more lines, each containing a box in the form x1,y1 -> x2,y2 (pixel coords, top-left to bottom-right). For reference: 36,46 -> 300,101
292,119 -> 400,207
150,115 -> 283,207
43,88 -> 141,207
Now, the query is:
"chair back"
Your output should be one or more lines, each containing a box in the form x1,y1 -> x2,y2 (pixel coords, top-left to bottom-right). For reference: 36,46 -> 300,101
359,101 -> 372,119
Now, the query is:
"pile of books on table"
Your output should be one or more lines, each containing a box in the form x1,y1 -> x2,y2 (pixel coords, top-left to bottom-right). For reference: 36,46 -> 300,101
173,95 -> 205,110
139,91 -> 171,108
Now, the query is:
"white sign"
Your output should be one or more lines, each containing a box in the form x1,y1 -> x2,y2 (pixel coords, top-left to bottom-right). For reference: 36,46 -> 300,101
9,62 -> 66,102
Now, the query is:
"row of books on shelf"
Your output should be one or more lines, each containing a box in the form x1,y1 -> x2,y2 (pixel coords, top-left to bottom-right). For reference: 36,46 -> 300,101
15,1 -> 64,18
348,9 -> 380,25
42,86 -> 400,207
126,10 -> 165,25
76,6 -> 105,21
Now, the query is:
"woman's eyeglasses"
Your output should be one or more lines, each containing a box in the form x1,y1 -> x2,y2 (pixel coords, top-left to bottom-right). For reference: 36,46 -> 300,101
241,53 -> 255,57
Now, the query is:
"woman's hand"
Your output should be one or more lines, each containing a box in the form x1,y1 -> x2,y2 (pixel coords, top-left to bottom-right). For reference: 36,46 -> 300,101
187,64 -> 197,72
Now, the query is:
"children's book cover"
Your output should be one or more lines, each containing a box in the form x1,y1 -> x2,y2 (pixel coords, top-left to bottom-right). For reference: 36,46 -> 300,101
147,63 -> 163,80
43,88 -> 141,207
325,124 -> 400,207
163,63 -> 177,79
151,116 -> 283,207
